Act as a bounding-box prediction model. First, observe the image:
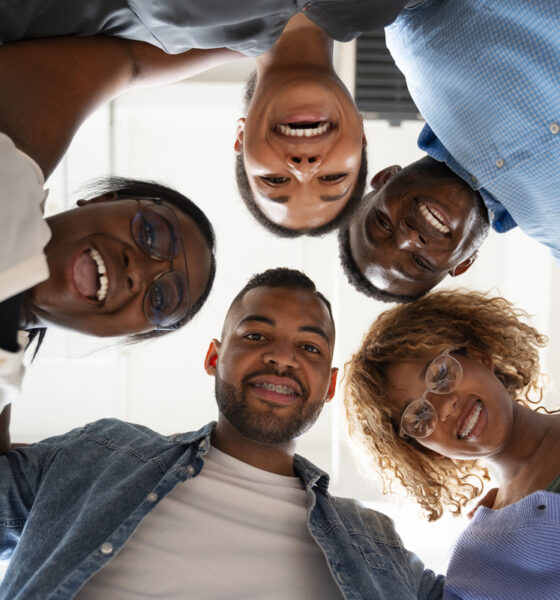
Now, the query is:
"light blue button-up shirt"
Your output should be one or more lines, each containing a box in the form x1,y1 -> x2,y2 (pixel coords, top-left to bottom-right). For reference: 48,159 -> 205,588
386,0 -> 560,263
0,418 -> 444,599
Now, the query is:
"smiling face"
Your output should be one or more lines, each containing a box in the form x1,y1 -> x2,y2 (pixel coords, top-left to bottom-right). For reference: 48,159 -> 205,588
348,159 -> 489,296
206,286 -> 337,445
235,70 -> 365,231
26,196 -> 212,337
386,352 -> 515,460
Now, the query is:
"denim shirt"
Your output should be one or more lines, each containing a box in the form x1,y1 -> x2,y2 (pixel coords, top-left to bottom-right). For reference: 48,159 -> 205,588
0,419 -> 443,599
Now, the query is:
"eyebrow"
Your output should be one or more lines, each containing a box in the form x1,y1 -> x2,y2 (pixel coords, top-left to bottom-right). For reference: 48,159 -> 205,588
266,195 -> 289,204
320,185 -> 351,202
238,316 -> 331,344
239,315 -> 275,327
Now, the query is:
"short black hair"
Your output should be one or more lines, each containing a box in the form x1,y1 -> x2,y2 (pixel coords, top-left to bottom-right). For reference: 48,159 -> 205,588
236,71 -> 367,237
235,146 -> 368,237
83,177 -> 217,342
337,227 -> 424,304
229,268 -> 334,329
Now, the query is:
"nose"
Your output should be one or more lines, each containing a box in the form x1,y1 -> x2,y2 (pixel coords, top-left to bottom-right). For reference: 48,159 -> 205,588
123,247 -> 171,294
397,219 -> 427,250
285,153 -> 322,181
428,392 -> 459,422
262,340 -> 300,372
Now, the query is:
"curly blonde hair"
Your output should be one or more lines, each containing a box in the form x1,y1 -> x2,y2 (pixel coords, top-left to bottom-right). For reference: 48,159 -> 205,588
344,289 -> 548,521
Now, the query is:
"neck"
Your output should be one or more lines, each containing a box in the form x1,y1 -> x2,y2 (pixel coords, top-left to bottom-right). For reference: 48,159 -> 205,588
488,403 -> 560,491
256,13 -> 333,75
212,418 -> 297,477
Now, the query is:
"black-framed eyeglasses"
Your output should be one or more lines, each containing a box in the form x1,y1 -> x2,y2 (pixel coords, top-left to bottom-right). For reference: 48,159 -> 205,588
399,351 -> 463,439
130,200 -> 190,330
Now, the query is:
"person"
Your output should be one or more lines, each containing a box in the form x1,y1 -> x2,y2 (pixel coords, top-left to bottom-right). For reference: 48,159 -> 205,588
338,158 -> 490,302
0,34 -> 231,305
1,3 -> 409,235
344,289 -> 560,599
341,0 -> 560,301
234,13 -> 368,235
0,36 -> 220,452
0,268 -> 444,599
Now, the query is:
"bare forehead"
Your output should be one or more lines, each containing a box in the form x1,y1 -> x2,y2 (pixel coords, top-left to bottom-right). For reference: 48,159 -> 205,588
224,286 -> 335,339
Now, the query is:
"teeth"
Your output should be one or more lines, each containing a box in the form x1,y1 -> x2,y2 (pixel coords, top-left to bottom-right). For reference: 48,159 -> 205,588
419,202 -> 450,234
254,382 -> 296,395
459,401 -> 482,439
276,122 -> 331,138
89,248 -> 109,302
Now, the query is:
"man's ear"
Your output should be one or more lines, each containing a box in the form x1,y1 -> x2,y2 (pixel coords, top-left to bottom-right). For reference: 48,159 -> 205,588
234,118 -> 246,154
448,251 -> 478,277
325,368 -> 339,402
370,165 -> 401,193
76,192 -> 118,208
204,339 -> 220,376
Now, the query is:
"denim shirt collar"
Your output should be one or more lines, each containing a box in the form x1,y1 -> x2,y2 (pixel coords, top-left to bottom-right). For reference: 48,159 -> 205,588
293,454 -> 330,492
170,422 -> 330,491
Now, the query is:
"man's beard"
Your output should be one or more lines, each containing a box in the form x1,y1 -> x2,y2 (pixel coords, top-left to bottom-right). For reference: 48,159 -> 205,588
214,371 -> 325,445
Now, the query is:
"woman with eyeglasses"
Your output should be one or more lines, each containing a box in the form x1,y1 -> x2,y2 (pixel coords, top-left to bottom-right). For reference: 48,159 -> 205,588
344,289 -> 560,600
0,35 -> 227,451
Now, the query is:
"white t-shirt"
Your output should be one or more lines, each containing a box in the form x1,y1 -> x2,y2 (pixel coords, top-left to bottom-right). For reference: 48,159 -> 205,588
0,131 -> 51,302
76,446 -> 344,599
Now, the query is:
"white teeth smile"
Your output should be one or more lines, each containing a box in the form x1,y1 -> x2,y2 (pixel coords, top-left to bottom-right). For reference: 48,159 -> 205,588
459,401 -> 482,439
89,247 -> 109,302
254,382 -> 297,395
419,202 -> 450,234
276,122 -> 331,138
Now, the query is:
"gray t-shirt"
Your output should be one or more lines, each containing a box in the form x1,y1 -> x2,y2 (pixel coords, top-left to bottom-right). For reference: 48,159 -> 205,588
1,0 -> 407,56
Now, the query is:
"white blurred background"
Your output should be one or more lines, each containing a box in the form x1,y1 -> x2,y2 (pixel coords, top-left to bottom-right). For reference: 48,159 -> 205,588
12,43 -> 560,574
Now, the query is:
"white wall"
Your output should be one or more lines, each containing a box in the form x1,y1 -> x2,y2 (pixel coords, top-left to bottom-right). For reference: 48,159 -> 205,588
12,56 -> 560,573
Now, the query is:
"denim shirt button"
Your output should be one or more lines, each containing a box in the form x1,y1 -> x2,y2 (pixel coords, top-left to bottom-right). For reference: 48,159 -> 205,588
100,542 -> 113,555
187,465 -> 195,476
146,492 -> 158,503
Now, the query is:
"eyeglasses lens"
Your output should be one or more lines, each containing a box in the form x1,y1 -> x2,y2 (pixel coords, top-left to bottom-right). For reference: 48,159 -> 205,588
131,205 -> 179,260
426,354 -> 462,393
400,354 -> 463,439
401,398 -> 437,439
143,271 -> 189,328
131,204 -> 190,329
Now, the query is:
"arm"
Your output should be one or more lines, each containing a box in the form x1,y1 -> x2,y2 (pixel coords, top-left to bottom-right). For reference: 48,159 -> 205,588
0,36 -> 242,178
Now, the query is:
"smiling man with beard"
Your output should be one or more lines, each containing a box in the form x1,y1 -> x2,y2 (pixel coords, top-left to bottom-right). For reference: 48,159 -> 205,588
0,268 -> 443,599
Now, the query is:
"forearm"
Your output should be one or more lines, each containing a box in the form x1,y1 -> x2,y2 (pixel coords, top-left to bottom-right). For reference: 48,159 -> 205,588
0,36 -> 243,178
0,36 -> 132,177
126,42 -> 244,89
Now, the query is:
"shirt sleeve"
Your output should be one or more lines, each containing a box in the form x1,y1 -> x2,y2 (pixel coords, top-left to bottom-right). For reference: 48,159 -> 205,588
0,426 -> 84,560
0,132 -> 52,302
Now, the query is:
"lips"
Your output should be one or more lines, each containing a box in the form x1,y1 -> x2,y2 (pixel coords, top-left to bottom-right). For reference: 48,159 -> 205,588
418,201 -> 450,235
247,374 -> 303,405
275,121 -> 332,138
72,247 -> 109,303
457,399 -> 487,440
